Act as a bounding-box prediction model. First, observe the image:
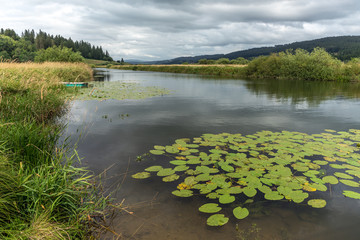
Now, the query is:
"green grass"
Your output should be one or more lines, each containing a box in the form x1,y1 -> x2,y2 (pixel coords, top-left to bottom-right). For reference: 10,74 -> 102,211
0,62 -> 110,239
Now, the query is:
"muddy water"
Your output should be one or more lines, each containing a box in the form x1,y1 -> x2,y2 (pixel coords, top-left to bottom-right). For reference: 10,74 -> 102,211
62,69 -> 360,239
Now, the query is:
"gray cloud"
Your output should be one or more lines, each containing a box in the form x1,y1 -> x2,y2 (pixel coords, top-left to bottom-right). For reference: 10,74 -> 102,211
1,0 -> 360,60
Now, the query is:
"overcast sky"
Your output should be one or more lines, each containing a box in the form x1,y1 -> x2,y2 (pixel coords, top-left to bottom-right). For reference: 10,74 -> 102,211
1,0 -> 360,61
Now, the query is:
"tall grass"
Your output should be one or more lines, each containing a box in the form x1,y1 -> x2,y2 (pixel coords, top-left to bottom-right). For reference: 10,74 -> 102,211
0,62 -> 110,239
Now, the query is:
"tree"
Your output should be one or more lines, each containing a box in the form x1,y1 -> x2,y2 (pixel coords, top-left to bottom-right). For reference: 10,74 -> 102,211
34,46 -> 84,62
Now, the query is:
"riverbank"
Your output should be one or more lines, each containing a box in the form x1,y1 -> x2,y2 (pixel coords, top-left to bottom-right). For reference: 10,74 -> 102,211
111,48 -> 360,82
0,62 -> 108,239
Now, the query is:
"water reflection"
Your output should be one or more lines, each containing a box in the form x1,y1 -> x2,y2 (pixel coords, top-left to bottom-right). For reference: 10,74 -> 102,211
244,78 -> 360,107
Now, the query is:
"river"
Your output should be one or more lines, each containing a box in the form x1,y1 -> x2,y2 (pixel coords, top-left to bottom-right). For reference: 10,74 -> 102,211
62,68 -> 360,240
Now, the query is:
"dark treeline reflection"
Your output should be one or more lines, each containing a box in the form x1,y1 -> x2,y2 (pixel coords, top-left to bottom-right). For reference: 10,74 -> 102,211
244,78 -> 360,106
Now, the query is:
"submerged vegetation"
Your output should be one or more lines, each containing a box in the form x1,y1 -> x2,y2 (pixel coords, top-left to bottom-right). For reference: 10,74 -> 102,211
0,62 -> 109,239
133,129 -> 360,226
112,48 -> 360,82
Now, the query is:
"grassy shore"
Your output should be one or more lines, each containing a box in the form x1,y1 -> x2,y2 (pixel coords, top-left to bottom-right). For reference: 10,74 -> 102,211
111,48 -> 360,82
0,62 -> 108,239
111,64 -> 247,78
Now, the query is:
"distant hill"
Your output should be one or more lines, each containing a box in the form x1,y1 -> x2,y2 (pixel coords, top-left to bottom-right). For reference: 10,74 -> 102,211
148,36 -> 360,64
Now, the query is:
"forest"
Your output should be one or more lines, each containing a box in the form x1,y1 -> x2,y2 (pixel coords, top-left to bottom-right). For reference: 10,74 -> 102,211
150,36 -> 360,64
0,28 -> 113,62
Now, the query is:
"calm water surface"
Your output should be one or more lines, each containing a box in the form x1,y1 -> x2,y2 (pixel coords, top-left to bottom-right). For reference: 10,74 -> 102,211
62,69 -> 360,240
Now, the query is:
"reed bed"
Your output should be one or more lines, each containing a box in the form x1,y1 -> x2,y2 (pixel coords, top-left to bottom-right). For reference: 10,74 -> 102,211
0,62 -> 109,239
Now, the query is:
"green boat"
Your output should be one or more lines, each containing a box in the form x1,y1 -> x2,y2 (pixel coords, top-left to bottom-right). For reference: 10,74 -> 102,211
61,82 -> 88,87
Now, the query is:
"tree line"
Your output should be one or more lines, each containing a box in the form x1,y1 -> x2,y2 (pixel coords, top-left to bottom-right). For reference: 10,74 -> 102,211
0,28 -> 113,62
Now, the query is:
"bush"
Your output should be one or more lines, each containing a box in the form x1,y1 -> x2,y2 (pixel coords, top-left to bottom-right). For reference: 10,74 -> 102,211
35,46 -> 84,63
245,48 -> 360,81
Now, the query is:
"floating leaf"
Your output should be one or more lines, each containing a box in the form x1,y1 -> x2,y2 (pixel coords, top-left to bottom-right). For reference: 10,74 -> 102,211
145,166 -> 163,172
157,168 -> 175,177
150,150 -> 165,155
322,176 -> 339,184
169,160 -> 187,165
340,179 -> 360,187
243,187 -> 257,198
154,145 -> 165,150
219,194 -> 235,204
264,191 -> 284,201
233,207 -> 249,220
174,165 -> 189,172
132,172 -> 151,179
163,174 -> 180,182
334,172 -> 354,179
196,173 -> 212,182
172,189 -> 193,197
308,199 -> 326,208
199,203 -> 222,213
184,176 -> 198,186
207,214 -> 229,227
343,190 -> 360,199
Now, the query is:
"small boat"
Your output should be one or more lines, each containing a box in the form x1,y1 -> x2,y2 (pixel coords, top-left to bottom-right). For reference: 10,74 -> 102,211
61,82 -> 89,87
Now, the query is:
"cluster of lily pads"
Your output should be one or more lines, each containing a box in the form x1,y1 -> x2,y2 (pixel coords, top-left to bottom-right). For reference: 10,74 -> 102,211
132,129 -> 360,226
75,81 -> 170,101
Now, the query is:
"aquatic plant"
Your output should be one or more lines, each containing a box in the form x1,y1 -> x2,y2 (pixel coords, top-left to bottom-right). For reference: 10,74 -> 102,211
133,129 -> 360,226
73,81 -> 171,101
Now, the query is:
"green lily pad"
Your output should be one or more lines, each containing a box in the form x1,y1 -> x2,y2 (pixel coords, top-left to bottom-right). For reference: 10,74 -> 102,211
154,145 -> 165,150
219,194 -> 236,204
243,187 -> 257,198
145,166 -> 163,172
172,189 -> 193,197
334,172 -> 354,179
196,173 -> 212,182
162,174 -> 180,182
343,190 -> 360,199
174,165 -> 189,172
264,191 -> 284,201
132,172 -> 151,179
207,214 -> 229,226
150,150 -> 165,155
339,179 -> 360,187
157,168 -> 175,177
322,176 -> 339,184
169,160 -> 188,165
233,207 -> 249,220
199,203 -> 222,213
308,199 -> 326,208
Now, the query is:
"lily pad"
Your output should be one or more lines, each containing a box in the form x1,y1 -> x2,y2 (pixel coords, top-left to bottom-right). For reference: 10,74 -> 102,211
308,199 -> 326,208
322,176 -> 339,184
157,168 -> 175,177
163,174 -> 180,182
334,172 -> 354,179
145,165 -> 163,172
343,190 -> 360,199
150,150 -> 165,155
219,194 -> 236,204
172,189 -> 193,197
264,191 -> 284,201
339,179 -> 360,187
233,207 -> 249,220
207,214 -> 229,227
169,160 -> 188,165
174,165 -> 189,172
132,172 -> 151,179
199,203 -> 222,213
243,187 -> 257,198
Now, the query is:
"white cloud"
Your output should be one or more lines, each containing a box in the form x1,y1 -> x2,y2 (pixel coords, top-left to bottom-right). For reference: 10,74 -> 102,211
1,0 -> 360,60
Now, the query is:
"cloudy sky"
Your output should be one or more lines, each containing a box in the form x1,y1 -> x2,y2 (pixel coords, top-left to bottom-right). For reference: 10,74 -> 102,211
1,0 -> 360,61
